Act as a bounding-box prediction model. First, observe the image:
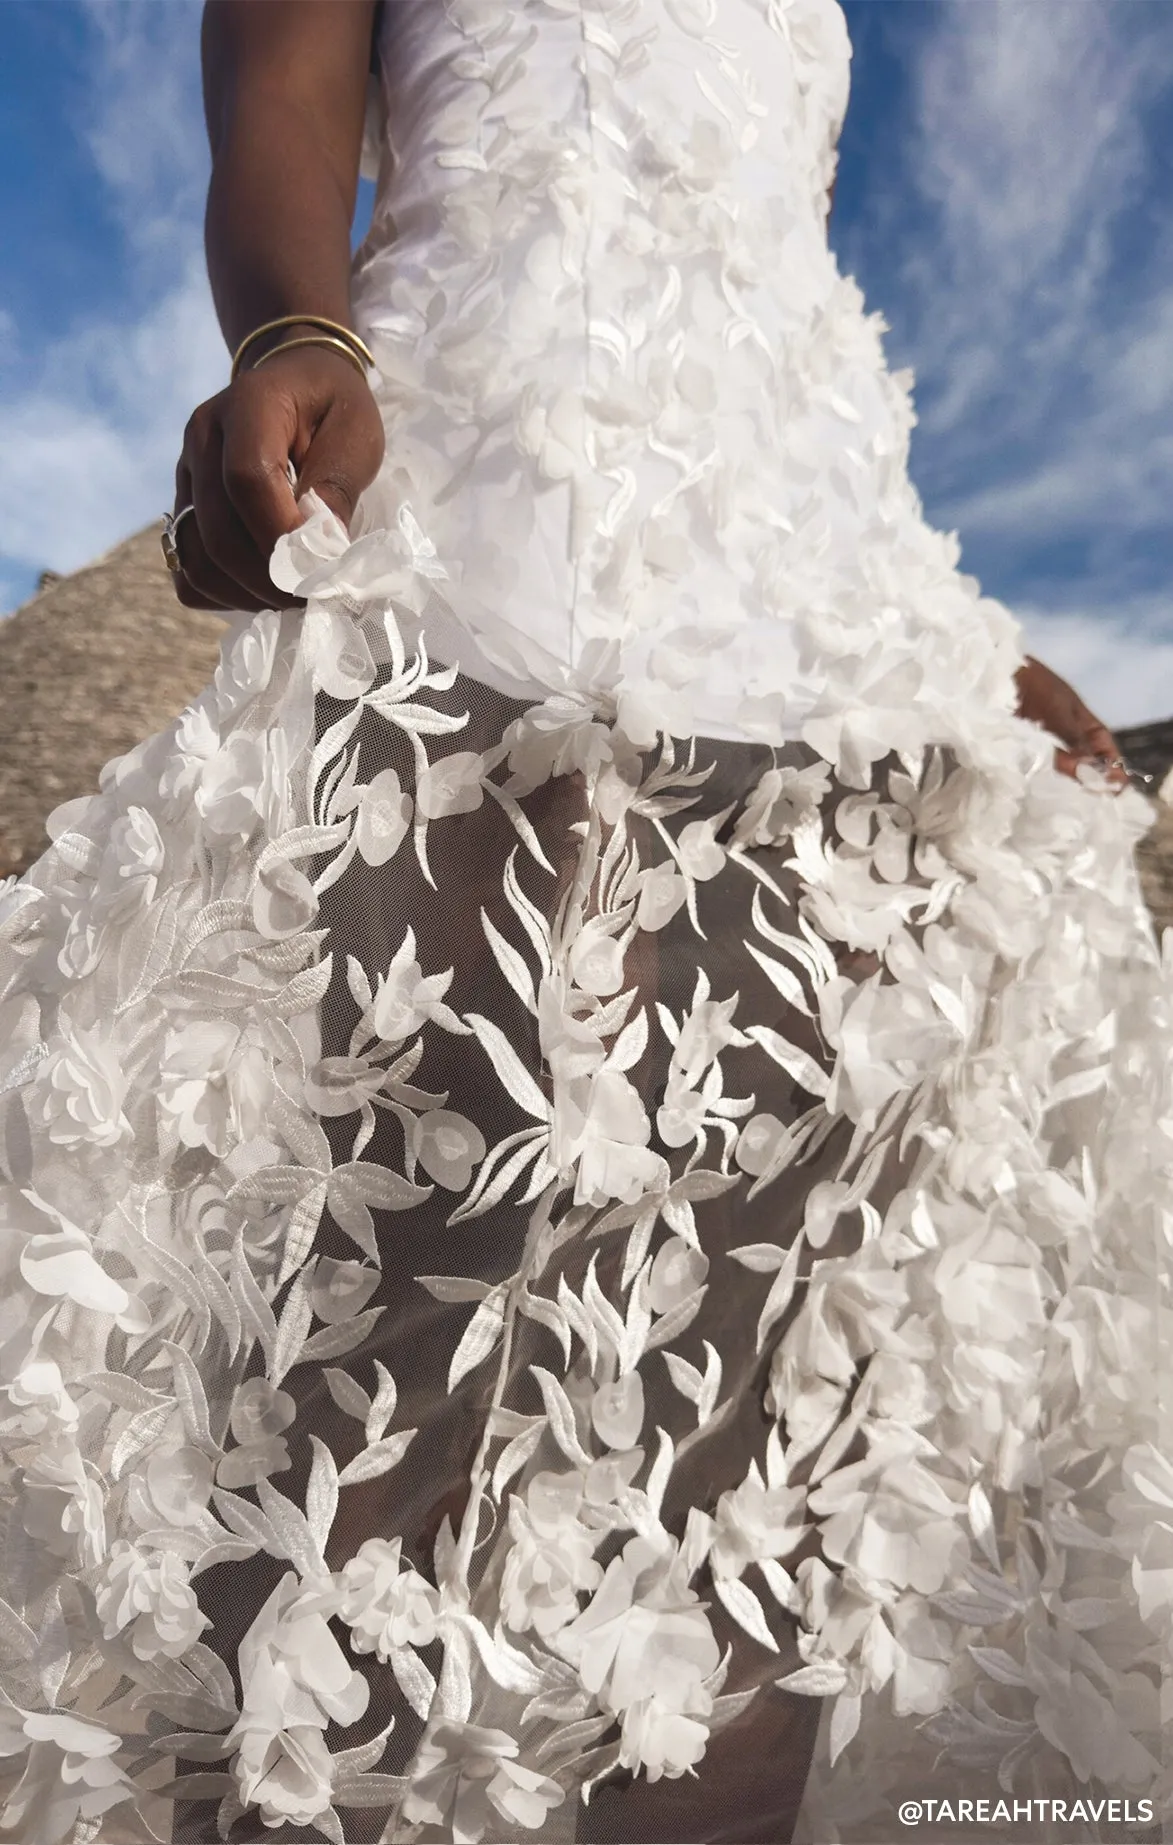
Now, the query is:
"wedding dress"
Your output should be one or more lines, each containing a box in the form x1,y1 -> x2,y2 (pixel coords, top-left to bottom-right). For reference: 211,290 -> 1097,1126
0,0 -> 1170,1840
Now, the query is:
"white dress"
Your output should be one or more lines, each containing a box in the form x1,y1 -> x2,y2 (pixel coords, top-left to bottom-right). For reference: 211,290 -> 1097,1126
0,1 -> 1170,1841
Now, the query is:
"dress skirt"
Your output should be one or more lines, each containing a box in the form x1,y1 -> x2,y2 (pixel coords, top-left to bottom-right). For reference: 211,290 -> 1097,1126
155,605 -> 1169,1842
0,568 -> 1168,1844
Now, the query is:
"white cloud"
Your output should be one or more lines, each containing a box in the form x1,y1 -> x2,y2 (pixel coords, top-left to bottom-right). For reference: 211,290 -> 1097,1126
901,0 -> 1173,431
1017,602 -> 1173,732
0,0 -> 222,594
79,0 -> 209,272
0,260 -> 224,580
851,0 -> 1173,724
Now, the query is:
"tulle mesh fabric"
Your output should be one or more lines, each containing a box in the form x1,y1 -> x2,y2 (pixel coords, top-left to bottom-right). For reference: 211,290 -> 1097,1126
0,568 -> 1169,1845
171,666 -> 869,1843
1,0 -> 1172,1838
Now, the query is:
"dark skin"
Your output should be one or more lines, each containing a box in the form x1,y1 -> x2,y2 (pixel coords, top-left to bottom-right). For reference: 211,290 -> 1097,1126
1014,654 -> 1128,788
174,0 -> 384,614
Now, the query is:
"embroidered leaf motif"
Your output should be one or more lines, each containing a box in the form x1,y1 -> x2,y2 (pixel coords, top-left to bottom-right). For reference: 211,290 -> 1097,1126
293,1307 -> 386,1367
336,1429 -> 417,1487
714,1575 -> 778,1652
366,1361 -> 398,1442
272,1269 -> 316,1384
465,1013 -> 550,1121
492,1419 -> 546,1499
325,1363 -> 375,1423
306,1436 -> 339,1552
255,1481 -> 325,1577
212,1490 -> 280,1555
530,1365 -> 593,1469
448,1285 -> 508,1390
481,908 -> 537,1013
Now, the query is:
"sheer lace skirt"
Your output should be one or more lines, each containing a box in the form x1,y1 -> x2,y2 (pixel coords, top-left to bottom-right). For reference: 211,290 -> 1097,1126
1,592 -> 1168,1845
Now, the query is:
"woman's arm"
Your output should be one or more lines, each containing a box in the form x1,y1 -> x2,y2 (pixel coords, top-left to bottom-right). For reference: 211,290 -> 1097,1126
172,1 -> 385,612
201,0 -> 373,352
1014,655 -> 1128,789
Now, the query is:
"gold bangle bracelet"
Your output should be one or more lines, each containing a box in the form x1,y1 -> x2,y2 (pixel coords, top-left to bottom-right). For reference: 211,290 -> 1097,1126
249,334 -> 371,383
231,314 -> 374,380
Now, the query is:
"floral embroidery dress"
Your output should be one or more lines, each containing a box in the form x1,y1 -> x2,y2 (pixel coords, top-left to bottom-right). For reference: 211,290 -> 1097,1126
0,0 -> 1170,1841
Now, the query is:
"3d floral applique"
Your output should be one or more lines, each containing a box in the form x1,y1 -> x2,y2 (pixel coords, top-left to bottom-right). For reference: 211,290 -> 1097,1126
0,2 -> 1167,1842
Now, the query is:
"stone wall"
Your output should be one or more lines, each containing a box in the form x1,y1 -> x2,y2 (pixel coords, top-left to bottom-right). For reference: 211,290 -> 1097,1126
0,524 -> 225,878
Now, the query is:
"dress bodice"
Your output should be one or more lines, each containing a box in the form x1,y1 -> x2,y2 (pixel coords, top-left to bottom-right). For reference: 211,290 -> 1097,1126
350,0 -> 1024,760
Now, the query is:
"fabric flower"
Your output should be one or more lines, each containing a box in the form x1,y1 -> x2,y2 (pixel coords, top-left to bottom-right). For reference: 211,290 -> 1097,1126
502,699 -> 618,796
807,1440 -> 966,1596
252,853 -> 319,941
655,1068 -> 709,1148
734,1111 -> 789,1179
231,1378 -> 297,1445
95,1541 -> 210,1660
3,1360 -> 79,1438
213,610 -> 281,717
675,818 -> 725,881
554,1534 -> 720,1726
157,1020 -> 273,1157
568,919 -> 627,996
228,1572 -> 369,1829
93,805 -> 165,925
337,766 -> 413,866
0,1710 -> 133,1845
501,1472 -> 603,1638
196,727 -> 288,842
412,1110 -> 487,1189
574,1070 -> 669,1206
157,698 -> 220,810
33,1025 -> 131,1150
1029,1627 -> 1161,1789
13,1188 -> 134,1321
619,1690 -> 712,1782
336,1537 -> 441,1658
310,1259 -> 381,1325
647,1237 -> 709,1313
20,1438 -> 106,1569
591,1372 -> 645,1450
711,1466 -> 810,1579
218,1378 -> 298,1489
673,995 -> 747,1084
141,1445 -> 217,1528
402,1720 -> 563,1842
732,760 -> 833,848
637,862 -> 688,930
801,650 -> 928,790
371,935 -> 462,1044
416,751 -> 485,820
233,1723 -> 336,1833
820,971 -> 956,1128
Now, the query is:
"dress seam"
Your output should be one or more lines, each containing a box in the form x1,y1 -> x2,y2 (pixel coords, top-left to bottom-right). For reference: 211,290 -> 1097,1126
569,0 -> 598,667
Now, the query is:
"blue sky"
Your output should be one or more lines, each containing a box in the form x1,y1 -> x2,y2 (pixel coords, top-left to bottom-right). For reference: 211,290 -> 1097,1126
1,0 -> 1171,724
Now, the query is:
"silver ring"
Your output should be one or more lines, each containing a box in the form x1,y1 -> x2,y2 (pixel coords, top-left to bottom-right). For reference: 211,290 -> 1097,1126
161,505 -> 196,575
1101,755 -> 1155,788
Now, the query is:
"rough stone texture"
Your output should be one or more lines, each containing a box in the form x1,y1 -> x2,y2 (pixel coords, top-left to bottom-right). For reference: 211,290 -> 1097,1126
1,523 -> 1171,937
1131,793 -> 1173,938
0,524 -> 226,877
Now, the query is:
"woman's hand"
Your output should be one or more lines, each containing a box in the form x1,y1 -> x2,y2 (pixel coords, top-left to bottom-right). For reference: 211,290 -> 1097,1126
1014,655 -> 1129,791
170,340 -> 385,612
